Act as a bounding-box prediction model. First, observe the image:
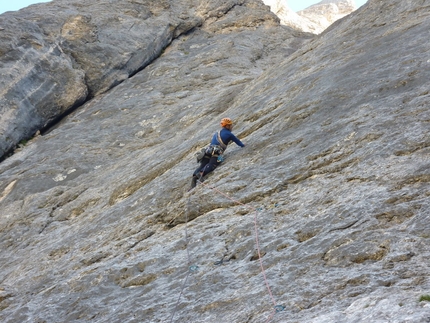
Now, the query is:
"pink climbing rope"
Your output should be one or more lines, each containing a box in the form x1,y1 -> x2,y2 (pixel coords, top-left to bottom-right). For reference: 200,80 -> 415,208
170,179 -> 283,323
196,180 -> 280,320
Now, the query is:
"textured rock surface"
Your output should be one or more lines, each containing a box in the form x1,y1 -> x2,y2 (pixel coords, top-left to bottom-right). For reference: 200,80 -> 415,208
0,0 -> 430,323
262,0 -> 314,32
262,0 -> 356,34
0,0 -> 275,159
297,0 -> 356,34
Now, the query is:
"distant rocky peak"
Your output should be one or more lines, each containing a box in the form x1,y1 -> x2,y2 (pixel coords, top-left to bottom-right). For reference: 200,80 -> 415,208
315,0 -> 354,5
262,0 -> 357,34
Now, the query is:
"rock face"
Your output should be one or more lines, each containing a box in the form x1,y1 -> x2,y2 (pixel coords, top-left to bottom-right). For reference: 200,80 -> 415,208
0,0 -> 430,323
297,0 -> 356,33
262,0 -> 356,34
0,0 -> 273,160
262,0 -> 315,33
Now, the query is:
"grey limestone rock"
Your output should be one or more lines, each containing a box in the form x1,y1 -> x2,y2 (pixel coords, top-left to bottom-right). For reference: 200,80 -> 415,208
0,0 -> 429,323
297,0 -> 356,33
262,0 -> 356,34
0,0 -> 266,159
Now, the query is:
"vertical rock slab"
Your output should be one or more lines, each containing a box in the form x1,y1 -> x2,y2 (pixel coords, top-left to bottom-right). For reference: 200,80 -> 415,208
0,14 -> 88,159
0,0 -> 428,322
0,1 -> 314,322
0,0 -> 251,160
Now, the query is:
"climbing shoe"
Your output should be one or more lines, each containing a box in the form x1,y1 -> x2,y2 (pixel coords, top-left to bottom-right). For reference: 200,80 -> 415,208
189,176 -> 198,190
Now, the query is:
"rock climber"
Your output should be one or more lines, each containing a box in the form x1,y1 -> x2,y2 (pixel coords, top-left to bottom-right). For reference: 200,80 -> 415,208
190,117 -> 245,189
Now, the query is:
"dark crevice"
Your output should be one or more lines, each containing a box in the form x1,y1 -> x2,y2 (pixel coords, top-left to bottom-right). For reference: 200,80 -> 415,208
40,94 -> 89,136
0,9 -> 233,163
42,22 -> 199,136
1,33 -> 179,163
328,219 -> 360,232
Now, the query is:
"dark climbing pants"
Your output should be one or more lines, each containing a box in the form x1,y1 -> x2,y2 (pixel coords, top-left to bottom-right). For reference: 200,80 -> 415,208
193,155 -> 220,178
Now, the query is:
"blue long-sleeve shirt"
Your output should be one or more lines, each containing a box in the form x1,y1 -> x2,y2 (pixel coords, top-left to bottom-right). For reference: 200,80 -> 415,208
210,128 -> 244,149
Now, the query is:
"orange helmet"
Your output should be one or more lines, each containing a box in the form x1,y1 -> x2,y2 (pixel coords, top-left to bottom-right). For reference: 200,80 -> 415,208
220,118 -> 233,127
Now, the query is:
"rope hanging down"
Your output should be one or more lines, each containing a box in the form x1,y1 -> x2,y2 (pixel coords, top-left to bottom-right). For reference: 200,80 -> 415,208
195,179 -> 285,322
169,197 -> 199,323
169,179 -> 285,322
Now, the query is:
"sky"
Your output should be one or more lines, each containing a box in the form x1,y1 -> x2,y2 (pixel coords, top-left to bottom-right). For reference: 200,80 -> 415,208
0,0 -> 51,14
0,0 -> 368,15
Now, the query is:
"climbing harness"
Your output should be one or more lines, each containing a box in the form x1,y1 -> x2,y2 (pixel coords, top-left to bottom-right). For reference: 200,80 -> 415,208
206,144 -> 224,157
207,130 -> 227,157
